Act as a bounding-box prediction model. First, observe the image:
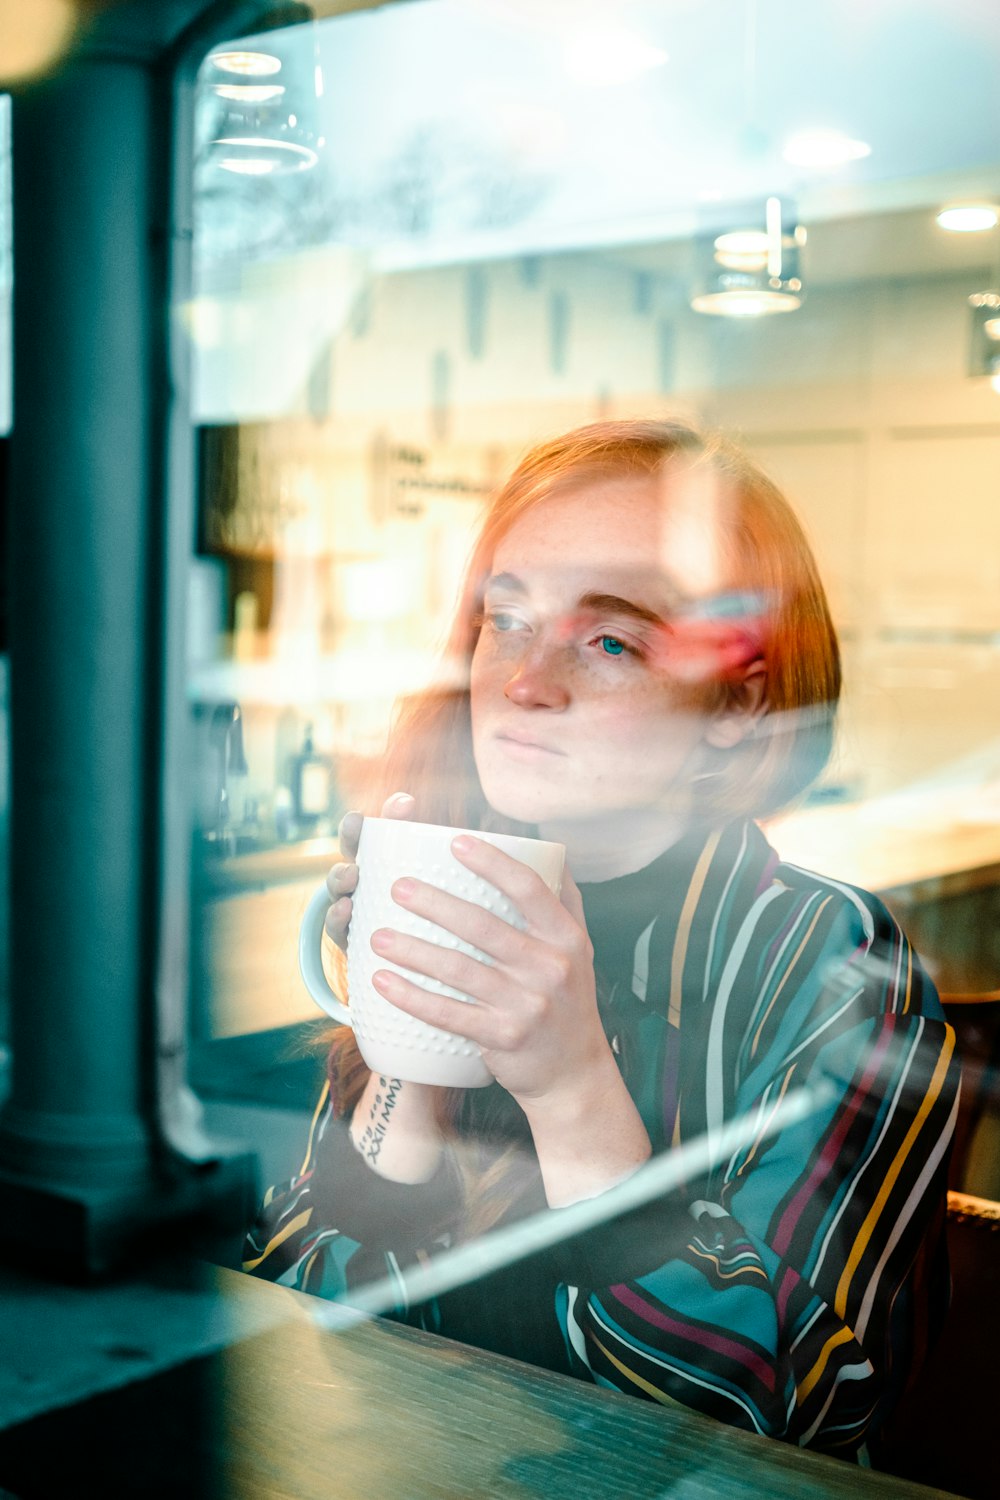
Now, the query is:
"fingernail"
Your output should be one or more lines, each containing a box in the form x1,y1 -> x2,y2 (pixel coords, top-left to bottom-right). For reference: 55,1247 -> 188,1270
392,877 -> 416,899
452,835 -> 475,854
370,929 -> 394,952
389,791 -> 414,807
372,970 -> 401,996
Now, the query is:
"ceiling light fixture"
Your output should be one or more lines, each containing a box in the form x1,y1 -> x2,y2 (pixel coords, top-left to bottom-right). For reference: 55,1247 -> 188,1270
199,32 -> 324,178
937,204 -> 999,233
692,198 -> 805,317
782,130 -> 871,168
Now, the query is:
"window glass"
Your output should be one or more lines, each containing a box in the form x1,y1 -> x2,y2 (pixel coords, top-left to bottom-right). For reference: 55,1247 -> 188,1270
184,0 -> 999,1356
0,93 -> 12,1080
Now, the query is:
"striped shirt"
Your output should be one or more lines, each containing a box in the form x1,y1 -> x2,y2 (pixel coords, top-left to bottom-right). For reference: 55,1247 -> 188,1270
243,818 -> 959,1456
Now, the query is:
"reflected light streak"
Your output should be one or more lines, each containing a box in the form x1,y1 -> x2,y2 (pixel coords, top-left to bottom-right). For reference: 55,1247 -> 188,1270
309,1082 -> 829,1332
564,24 -> 668,87
783,130 -> 871,168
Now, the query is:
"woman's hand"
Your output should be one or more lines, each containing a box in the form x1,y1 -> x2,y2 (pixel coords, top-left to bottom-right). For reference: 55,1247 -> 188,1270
367,835 -> 651,1204
326,792 -> 449,1185
324,791 -> 415,952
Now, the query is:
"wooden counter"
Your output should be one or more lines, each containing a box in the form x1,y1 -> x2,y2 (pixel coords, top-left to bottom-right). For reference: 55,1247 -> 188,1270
0,1262 -> 965,1500
766,796 -> 1000,993
766,797 -> 1000,903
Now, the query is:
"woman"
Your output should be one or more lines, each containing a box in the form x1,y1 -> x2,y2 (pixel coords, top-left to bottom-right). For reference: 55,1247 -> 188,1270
244,420 -> 958,1457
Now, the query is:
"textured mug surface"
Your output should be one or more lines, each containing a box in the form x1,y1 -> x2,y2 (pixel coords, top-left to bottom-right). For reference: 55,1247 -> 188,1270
299,818 -> 564,1087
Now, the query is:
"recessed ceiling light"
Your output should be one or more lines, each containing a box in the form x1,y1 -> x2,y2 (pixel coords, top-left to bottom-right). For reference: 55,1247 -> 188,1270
782,131 -> 871,168
209,50 -> 282,77
937,204 -> 999,232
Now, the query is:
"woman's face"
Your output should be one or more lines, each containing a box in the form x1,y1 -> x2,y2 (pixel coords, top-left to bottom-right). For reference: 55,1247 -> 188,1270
469,470 -> 754,851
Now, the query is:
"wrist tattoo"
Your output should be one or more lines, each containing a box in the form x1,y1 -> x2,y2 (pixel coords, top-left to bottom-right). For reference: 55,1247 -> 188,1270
355,1075 -> 403,1169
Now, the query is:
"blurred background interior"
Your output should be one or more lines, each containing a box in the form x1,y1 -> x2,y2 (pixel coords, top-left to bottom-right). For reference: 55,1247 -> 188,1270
1,0 -> 999,1201
0,4 -> 999,1493
183,0 -> 1000,1190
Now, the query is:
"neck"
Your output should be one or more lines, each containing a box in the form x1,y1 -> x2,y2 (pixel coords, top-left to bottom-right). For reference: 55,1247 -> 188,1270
538,807 -> 690,882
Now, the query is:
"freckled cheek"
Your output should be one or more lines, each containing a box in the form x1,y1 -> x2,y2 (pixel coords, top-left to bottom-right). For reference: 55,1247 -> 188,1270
469,649 -> 504,716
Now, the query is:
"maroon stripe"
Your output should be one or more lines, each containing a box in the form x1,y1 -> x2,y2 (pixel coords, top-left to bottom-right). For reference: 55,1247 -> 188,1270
610,1283 -> 776,1393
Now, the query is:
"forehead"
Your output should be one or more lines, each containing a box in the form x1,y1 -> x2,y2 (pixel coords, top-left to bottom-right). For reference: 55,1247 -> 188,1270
490,469 -> 735,597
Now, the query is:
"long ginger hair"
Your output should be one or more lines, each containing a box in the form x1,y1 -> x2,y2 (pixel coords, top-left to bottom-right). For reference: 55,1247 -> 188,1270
327,418 -> 842,1228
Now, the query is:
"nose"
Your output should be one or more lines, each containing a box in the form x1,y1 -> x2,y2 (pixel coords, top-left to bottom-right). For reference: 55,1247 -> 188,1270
503,637 -> 571,709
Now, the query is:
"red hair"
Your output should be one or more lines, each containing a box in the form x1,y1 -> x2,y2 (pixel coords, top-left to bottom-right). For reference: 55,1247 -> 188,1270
327,419 -> 842,1209
364,416 -> 840,826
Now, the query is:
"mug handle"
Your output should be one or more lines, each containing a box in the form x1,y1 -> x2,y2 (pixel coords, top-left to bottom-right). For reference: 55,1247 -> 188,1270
298,882 -> 353,1025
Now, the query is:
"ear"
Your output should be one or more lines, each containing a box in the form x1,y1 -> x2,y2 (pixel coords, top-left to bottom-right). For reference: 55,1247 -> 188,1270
704,659 -> 767,749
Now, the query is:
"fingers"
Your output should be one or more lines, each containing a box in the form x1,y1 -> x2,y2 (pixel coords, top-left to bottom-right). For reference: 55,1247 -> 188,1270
390,875 -> 534,966
325,861 -> 358,900
381,790 -> 416,821
370,967 -> 493,1048
369,925 -> 507,1006
338,791 -> 414,862
337,810 -> 363,861
449,835 -> 575,944
324,894 -> 352,952
328,792 -> 415,953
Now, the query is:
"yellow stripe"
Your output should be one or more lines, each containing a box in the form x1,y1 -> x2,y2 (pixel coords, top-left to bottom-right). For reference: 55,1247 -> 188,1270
591,1332 -> 679,1405
241,1207 -> 313,1272
834,1028 -> 956,1319
669,832 -> 720,1029
751,897 -> 833,1059
299,1079 -> 331,1176
799,1324 -> 855,1403
688,1244 -> 769,1282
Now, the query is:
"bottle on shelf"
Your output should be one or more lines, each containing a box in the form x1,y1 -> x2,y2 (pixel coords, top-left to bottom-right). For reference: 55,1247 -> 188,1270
288,722 -> 334,832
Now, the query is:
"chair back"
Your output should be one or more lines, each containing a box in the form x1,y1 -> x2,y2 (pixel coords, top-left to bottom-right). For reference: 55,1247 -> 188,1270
875,1192 -> 1000,1499
940,991 -> 1000,1193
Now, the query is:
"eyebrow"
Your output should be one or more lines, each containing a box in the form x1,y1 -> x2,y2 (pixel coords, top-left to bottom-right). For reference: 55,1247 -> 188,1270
484,573 -> 671,629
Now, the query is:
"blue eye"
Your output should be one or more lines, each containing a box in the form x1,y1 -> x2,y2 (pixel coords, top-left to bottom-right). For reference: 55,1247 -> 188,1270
600,635 -> 626,656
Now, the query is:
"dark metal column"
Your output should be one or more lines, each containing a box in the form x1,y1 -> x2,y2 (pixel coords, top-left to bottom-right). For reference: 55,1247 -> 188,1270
0,17 -> 257,1273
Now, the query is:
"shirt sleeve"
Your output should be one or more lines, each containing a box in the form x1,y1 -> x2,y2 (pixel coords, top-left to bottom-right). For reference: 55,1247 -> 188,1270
242,1080 -> 464,1304
553,891 -> 960,1456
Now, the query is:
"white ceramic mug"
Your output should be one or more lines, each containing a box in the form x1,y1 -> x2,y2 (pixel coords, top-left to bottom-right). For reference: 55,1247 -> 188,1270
298,817 -> 566,1087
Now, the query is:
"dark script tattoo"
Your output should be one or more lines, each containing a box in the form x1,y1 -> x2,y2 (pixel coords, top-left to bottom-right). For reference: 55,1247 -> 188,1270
356,1075 -> 403,1169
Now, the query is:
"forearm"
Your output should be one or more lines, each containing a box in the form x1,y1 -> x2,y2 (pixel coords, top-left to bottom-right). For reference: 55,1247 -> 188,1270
348,1071 -> 446,1184
520,1057 -> 652,1209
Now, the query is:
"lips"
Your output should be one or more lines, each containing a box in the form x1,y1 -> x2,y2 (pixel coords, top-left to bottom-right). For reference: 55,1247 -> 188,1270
494,729 -> 566,759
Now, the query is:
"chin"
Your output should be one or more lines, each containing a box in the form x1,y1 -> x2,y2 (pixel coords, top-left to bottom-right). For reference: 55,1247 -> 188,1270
476,765 -> 576,826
